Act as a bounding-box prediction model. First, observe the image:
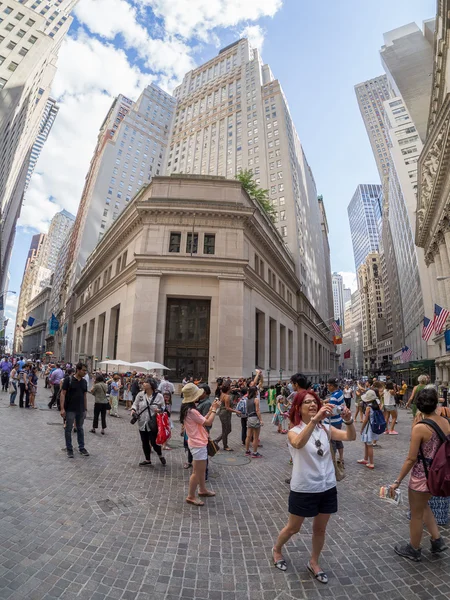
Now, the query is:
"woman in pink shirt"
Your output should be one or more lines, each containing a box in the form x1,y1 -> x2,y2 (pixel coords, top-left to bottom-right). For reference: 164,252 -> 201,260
180,383 -> 221,506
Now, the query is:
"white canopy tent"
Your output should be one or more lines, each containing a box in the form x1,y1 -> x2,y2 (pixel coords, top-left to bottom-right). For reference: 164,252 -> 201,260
129,361 -> 170,371
97,359 -> 133,371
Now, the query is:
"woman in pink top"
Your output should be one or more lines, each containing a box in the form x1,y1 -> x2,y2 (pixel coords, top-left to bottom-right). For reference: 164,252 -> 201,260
180,383 -> 221,506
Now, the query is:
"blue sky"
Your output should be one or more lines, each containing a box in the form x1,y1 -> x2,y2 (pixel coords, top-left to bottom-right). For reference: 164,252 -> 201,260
5,0 -> 435,342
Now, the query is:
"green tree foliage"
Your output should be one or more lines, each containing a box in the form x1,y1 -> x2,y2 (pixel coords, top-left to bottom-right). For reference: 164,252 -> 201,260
235,169 -> 276,223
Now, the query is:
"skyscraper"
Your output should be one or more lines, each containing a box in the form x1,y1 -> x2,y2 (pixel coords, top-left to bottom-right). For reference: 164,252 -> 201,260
332,272 -> 345,328
57,83 -> 176,357
14,209 -> 74,352
354,76 -> 392,180
41,209 -> 75,272
166,38 -> 330,322
383,96 -> 433,360
347,184 -> 382,271
380,21 -> 434,142
25,97 -> 59,190
0,0 -> 78,294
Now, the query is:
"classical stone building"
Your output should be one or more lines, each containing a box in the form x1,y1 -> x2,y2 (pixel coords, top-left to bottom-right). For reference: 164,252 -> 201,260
416,3 -> 450,383
22,286 -> 51,357
70,175 -> 335,382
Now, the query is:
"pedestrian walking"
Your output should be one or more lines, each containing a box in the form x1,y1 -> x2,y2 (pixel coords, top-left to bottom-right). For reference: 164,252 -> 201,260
272,390 -> 355,582
343,384 -> 352,409
48,364 -> 64,409
406,374 -> 427,417
8,364 -> 18,406
0,357 -> 12,392
60,363 -> 89,459
245,386 -> 263,458
357,389 -> 382,470
214,382 -> 239,451
180,383 -> 221,506
326,378 -> 346,465
108,374 -> 121,417
89,374 -> 109,435
390,387 -> 449,561
131,378 -> 166,467
268,385 -> 276,413
383,382 -> 398,434
18,363 -> 30,408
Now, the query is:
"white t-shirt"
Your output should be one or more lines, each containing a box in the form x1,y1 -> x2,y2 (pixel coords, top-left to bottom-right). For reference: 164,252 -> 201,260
383,389 -> 396,407
343,389 -> 352,398
288,422 -> 336,493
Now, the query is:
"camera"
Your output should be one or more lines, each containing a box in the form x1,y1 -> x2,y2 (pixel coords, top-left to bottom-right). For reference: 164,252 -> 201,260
130,413 -> 138,425
332,404 -> 344,416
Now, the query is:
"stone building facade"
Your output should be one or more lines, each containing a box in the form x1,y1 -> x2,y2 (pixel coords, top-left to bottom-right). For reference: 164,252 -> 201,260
416,3 -> 450,382
70,176 -> 335,382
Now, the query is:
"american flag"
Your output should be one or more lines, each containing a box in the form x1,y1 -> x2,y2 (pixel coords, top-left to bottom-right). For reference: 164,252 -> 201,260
332,319 -> 341,335
422,316 -> 434,341
434,304 -> 450,335
401,346 -> 412,363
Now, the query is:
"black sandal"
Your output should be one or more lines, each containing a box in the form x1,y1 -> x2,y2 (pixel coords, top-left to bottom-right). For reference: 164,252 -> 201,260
272,549 -> 287,571
307,562 -> 328,584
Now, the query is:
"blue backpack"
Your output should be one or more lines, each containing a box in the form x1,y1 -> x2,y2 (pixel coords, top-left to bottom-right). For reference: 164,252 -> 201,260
370,403 -> 387,435
236,396 -> 247,417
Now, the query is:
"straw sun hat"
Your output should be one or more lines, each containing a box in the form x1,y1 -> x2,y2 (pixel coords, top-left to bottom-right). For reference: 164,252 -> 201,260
181,382 -> 204,404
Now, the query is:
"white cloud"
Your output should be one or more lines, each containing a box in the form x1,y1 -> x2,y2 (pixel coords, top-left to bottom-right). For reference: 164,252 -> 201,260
17,0 -> 284,236
19,32 -> 155,232
74,0 -> 195,85
143,0 -> 283,40
240,24 -> 265,51
339,271 -> 357,293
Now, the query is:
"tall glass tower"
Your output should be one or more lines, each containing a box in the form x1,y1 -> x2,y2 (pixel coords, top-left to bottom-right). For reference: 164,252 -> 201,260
348,184 -> 382,271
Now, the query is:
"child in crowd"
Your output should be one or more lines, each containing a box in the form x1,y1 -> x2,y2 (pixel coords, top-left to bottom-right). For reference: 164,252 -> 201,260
358,389 -> 381,470
123,377 -> 133,410
272,395 -> 288,433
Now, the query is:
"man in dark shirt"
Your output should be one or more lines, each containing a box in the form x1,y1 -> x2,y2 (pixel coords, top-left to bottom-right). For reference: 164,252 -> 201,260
60,362 -> 89,458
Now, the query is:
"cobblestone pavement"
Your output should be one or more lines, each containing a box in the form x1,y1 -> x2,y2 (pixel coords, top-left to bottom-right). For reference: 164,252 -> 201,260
0,383 -> 449,600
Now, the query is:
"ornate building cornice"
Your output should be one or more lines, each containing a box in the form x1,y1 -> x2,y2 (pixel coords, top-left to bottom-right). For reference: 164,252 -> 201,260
416,93 -> 450,247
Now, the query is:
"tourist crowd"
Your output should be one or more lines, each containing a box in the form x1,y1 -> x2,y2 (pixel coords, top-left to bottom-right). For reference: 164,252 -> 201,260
1,355 -> 449,582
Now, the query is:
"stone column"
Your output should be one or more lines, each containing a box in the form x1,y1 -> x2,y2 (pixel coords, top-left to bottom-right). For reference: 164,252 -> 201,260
217,277 -> 244,377
129,274 -> 161,362
439,238 -> 450,306
442,363 -> 449,385
434,250 -> 445,306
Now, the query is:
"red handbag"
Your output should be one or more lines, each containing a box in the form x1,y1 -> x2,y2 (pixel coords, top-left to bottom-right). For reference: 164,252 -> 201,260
156,412 -> 171,446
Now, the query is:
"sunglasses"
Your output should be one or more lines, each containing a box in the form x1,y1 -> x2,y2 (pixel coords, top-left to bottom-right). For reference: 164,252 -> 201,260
315,439 -> 324,457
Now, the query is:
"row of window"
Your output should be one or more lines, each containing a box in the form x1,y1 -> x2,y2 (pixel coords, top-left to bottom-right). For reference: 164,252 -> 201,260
169,232 -> 216,255
255,254 -> 293,304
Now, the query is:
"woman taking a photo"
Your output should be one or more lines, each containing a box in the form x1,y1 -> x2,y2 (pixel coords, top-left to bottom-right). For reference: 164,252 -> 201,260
131,378 -> 166,467
272,389 -> 356,584
180,382 -> 221,506
390,387 -> 449,561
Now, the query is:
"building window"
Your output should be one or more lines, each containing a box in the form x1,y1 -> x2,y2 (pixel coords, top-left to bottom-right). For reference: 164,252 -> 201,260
186,233 -> 198,254
5,22 -> 14,31
4,6 -> 14,14
26,18 -> 36,26
281,226 -> 287,237
17,29 -> 25,37
169,232 -> 181,253
204,234 -> 215,255
28,35 -> 37,44
6,40 -> 16,50
8,61 -> 18,71
0,76 -> 8,88
18,46 -> 27,56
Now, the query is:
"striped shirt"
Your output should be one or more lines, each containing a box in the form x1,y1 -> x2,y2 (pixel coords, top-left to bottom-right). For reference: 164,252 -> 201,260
327,389 -> 345,426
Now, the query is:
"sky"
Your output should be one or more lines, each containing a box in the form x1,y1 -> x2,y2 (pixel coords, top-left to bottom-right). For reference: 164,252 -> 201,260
4,0 -> 436,343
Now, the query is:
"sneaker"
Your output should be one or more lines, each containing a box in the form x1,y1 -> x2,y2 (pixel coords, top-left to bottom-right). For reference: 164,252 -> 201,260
251,452 -> 263,458
67,449 -> 74,459
394,542 -> 422,562
430,537 -> 448,554
245,450 -> 251,456
79,448 -> 90,456
389,431 -> 399,435
159,456 -> 166,466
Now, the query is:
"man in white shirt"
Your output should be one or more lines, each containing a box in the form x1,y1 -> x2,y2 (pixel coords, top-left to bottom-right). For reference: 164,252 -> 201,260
159,375 -> 175,396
